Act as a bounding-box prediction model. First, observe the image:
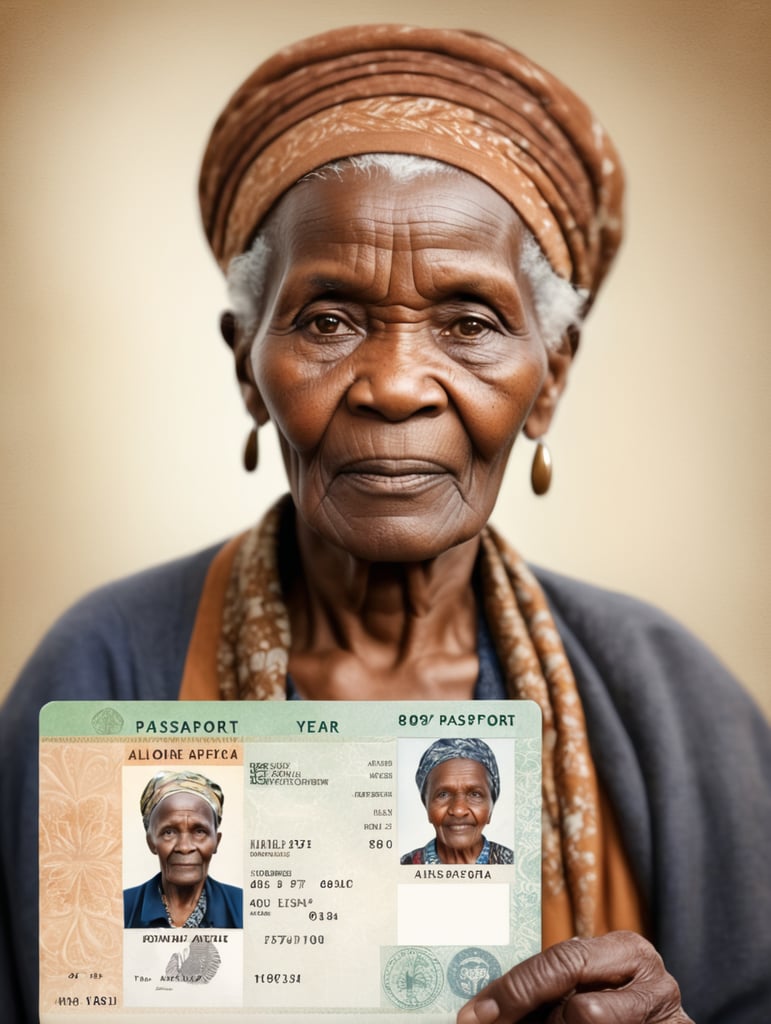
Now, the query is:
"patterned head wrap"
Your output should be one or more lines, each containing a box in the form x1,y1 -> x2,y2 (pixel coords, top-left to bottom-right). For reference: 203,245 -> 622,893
140,770 -> 224,831
415,738 -> 500,805
199,24 -> 624,311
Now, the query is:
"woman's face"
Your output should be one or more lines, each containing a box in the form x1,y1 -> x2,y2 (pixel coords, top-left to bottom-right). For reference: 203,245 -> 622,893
146,792 -> 221,890
425,758 -> 494,861
246,166 -> 555,562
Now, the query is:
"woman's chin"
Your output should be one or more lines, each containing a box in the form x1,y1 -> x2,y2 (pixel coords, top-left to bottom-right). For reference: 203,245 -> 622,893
328,520 -> 478,564
297,494 -> 488,565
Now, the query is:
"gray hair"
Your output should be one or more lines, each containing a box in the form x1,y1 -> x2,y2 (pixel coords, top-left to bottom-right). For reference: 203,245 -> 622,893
226,153 -> 586,348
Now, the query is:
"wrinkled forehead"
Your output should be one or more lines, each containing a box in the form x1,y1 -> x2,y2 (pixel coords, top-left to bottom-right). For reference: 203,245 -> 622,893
148,790 -> 218,827
261,166 -> 530,283
271,160 -> 521,228
426,758 -> 493,790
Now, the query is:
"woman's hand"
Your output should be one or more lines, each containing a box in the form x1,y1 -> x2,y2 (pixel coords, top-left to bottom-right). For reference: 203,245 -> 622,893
456,931 -> 693,1023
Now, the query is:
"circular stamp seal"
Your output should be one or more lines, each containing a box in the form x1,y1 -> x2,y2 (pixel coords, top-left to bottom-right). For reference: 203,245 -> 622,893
447,947 -> 502,999
383,947 -> 443,1010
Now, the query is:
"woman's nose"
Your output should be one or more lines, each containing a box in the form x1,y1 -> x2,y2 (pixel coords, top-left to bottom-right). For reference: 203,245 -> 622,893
345,331 -> 448,421
448,797 -> 470,816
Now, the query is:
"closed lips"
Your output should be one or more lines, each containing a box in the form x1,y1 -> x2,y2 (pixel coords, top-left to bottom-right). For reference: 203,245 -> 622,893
340,459 -> 448,475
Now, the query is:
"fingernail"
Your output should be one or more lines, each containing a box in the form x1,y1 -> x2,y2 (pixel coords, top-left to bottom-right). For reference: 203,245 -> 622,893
457,997 -> 499,1024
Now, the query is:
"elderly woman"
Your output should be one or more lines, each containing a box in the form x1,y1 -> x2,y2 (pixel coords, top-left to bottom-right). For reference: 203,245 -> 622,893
0,23 -> 769,1024
401,738 -> 513,865
123,770 -> 242,929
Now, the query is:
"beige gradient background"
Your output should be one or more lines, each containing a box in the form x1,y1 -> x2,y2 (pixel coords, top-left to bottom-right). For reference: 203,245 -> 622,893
1,1 -> 768,717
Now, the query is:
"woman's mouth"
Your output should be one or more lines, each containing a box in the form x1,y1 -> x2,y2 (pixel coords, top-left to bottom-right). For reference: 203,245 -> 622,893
342,458 -> 445,475
338,459 -> 448,494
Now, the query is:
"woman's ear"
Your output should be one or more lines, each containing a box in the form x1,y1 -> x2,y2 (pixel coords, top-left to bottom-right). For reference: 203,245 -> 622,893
523,332 -> 575,439
220,311 -> 270,427
145,832 -> 157,856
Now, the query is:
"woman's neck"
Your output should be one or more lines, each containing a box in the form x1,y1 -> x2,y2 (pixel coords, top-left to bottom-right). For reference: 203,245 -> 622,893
286,519 -> 481,700
160,880 -> 204,927
435,838 -> 485,865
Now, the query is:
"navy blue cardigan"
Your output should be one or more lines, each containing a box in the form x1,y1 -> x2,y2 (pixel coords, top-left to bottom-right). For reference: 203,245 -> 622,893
123,872 -> 243,929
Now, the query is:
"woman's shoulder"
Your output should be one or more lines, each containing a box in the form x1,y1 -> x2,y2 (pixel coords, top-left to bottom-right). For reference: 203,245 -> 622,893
532,563 -> 740,693
400,848 -> 425,865
123,872 -> 160,903
532,563 -> 697,639
531,563 -> 770,758
54,543 -> 224,639
208,877 -> 243,898
2,542 -> 225,718
487,840 -> 514,865
206,876 -> 244,927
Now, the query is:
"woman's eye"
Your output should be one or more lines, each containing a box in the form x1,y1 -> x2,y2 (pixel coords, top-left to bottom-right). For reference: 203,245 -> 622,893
441,315 -> 496,340
458,317 -> 488,337
296,310 -> 361,342
312,314 -> 343,335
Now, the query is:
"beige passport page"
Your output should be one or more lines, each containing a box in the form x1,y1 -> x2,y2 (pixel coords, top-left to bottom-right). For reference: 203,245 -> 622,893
39,700 -> 541,1022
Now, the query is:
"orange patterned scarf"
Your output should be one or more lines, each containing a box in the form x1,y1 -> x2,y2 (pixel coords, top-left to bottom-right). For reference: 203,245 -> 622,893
216,496 -> 606,938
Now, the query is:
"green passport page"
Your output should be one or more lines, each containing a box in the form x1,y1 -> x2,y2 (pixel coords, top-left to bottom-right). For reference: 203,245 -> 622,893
39,700 -> 541,1022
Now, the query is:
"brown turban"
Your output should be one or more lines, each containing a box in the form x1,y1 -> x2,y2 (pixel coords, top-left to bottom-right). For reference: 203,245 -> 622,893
199,24 -> 624,307
140,770 -> 224,830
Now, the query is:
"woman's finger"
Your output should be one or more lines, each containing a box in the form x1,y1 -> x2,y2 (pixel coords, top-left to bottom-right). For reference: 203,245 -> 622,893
456,932 -> 691,1024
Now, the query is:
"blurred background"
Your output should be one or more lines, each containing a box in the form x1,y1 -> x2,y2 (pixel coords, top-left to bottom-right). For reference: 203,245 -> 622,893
1,0 -> 769,715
